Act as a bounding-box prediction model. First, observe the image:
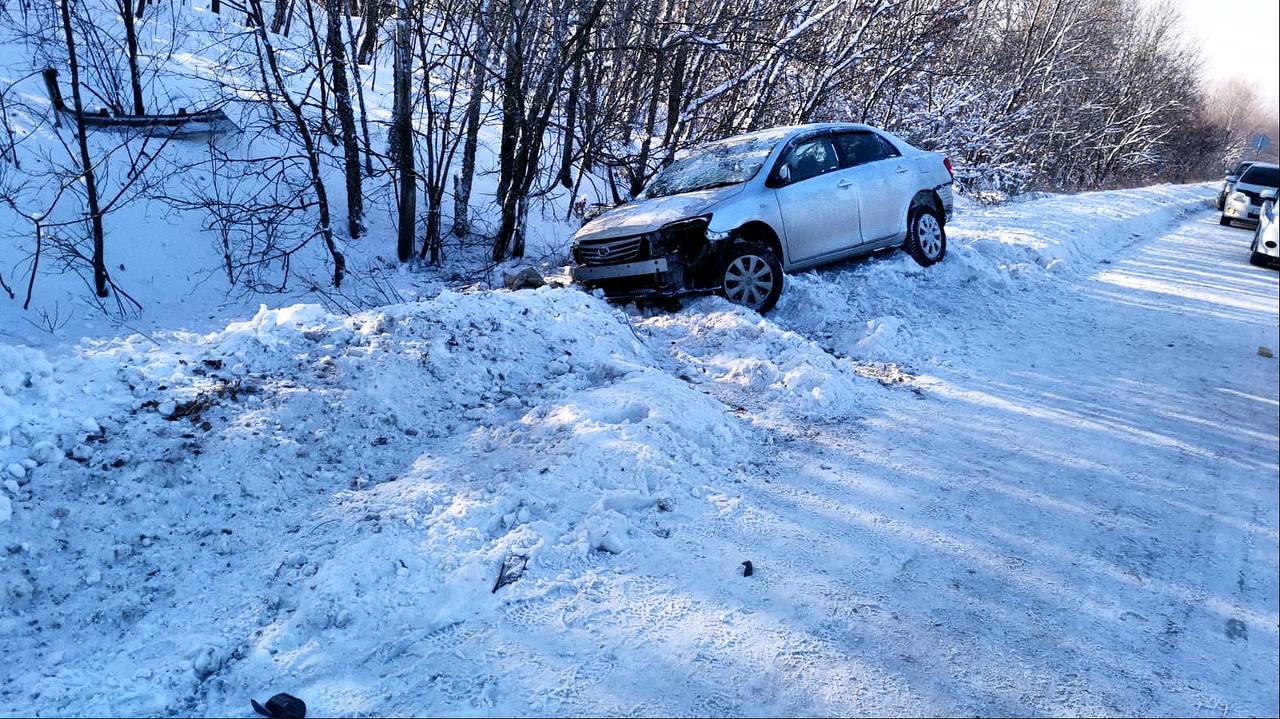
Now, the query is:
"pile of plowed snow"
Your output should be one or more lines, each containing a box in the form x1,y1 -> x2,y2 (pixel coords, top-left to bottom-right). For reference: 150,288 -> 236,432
769,183 -> 1211,364
2,288 -> 773,713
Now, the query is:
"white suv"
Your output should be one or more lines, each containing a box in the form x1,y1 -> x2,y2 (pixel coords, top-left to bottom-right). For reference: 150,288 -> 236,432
570,123 -> 955,313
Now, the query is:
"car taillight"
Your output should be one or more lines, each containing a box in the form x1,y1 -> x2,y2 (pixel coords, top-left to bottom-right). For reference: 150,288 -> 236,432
943,156 -> 954,179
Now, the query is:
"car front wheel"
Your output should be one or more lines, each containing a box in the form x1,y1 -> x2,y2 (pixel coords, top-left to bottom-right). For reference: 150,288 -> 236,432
905,204 -> 946,267
719,241 -> 783,313
1220,215 -> 1232,226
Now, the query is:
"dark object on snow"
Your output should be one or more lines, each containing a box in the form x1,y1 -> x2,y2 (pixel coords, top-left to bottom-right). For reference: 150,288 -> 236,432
42,68 -> 238,138
251,693 -> 306,719
502,267 -> 545,290
741,560 -> 754,577
492,553 -> 529,593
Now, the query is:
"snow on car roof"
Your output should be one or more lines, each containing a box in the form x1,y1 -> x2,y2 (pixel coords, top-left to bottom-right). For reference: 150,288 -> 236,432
698,123 -> 876,151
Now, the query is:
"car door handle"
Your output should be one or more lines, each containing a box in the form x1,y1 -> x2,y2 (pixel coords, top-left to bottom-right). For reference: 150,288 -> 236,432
894,166 -> 909,174
837,180 -> 854,189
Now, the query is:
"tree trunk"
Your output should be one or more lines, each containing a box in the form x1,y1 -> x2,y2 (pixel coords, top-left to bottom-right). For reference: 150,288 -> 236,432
357,0 -> 381,64
271,0 -> 290,34
59,0 -> 109,298
557,51 -> 582,189
452,2 -> 490,238
342,2 -> 375,175
303,0 -> 331,140
393,0 -> 416,262
119,0 -> 145,115
327,0 -> 363,237
423,193 -> 443,264
492,5 -> 524,262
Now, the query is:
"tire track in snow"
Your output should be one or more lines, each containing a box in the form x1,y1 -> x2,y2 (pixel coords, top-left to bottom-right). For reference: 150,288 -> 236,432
632,205 -> 1277,714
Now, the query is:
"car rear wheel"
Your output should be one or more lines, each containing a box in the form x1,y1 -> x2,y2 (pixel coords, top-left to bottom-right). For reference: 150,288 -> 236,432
720,242 -> 783,313
905,204 -> 946,267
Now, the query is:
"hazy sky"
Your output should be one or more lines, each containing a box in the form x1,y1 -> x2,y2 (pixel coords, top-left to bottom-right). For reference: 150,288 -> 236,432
1170,0 -> 1279,107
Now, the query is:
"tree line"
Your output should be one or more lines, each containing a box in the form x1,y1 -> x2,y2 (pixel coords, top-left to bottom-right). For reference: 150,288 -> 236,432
0,0 -> 1272,307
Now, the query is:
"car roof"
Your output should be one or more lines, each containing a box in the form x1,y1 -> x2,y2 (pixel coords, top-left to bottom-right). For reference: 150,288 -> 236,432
1244,161 -> 1278,170
708,122 -> 882,147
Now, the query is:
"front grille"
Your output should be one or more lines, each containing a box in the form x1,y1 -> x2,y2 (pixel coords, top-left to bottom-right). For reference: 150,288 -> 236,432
577,235 -> 644,265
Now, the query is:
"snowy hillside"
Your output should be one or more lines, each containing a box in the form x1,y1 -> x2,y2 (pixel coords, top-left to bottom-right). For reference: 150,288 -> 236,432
5,182 -> 1277,715
0,0 -> 582,346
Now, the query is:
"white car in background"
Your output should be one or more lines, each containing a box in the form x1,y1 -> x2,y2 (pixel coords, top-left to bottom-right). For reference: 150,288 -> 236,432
1250,199 -> 1278,268
1217,161 -> 1254,211
570,123 -> 955,313
1221,162 -> 1279,228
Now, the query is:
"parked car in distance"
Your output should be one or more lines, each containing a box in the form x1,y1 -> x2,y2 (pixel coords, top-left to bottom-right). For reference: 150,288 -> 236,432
1217,161 -> 1254,210
569,123 -> 955,313
1250,199 -> 1279,268
1221,162 -> 1279,228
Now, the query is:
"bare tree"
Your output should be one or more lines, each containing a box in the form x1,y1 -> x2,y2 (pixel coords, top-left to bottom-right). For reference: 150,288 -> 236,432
248,0 -> 347,287
326,0 -> 365,237
58,0 -> 108,297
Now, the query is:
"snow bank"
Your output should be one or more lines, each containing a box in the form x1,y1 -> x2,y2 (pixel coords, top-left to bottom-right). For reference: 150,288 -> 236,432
0,286 -> 756,714
639,297 -> 874,423
0,344 -> 109,493
771,183 -> 1213,364
948,183 -> 1212,273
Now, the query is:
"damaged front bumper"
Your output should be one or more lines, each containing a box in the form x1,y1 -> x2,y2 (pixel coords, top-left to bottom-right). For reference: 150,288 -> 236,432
570,254 -> 703,302
571,218 -> 723,302
571,258 -> 670,282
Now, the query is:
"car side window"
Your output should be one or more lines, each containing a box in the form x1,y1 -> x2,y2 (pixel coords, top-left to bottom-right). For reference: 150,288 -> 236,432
835,131 -> 898,167
779,137 -> 839,184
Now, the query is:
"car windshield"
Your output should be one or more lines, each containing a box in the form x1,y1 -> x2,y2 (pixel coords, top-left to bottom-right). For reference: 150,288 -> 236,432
643,135 -> 780,199
1240,165 -> 1279,187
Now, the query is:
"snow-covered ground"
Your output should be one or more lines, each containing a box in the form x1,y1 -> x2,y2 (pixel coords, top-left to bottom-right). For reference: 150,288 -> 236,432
2,184 -> 1278,716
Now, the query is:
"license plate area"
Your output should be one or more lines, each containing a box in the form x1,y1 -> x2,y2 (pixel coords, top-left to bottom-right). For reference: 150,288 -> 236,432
572,258 -> 669,281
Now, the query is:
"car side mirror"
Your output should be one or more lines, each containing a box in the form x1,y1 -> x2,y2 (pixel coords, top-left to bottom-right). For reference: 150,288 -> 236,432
777,164 -> 792,184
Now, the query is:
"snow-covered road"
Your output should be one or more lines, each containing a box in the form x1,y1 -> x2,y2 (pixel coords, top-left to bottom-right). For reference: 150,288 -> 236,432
652,210 -> 1280,715
2,190 -> 1277,716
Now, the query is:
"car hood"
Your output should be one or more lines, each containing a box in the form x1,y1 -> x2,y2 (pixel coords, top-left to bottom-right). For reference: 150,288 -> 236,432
573,185 -> 744,242
1236,181 -> 1278,195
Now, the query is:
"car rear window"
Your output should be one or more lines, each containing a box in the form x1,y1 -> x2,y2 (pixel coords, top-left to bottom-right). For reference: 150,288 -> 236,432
1240,165 -> 1279,187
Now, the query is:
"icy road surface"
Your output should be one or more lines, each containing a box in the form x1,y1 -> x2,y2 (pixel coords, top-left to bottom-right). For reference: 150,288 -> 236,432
654,212 -> 1280,715
1,190 -> 1277,716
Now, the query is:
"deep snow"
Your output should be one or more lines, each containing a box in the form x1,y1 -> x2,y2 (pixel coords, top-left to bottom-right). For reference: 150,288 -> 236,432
1,184 -> 1278,716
